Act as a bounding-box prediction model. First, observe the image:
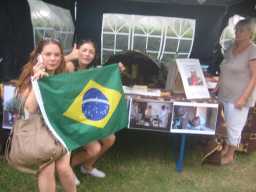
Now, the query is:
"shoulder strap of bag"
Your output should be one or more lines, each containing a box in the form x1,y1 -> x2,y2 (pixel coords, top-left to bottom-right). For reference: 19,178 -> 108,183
16,95 -> 28,119
201,138 -> 223,164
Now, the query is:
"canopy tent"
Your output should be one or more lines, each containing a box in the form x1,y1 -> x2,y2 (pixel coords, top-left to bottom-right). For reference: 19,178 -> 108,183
75,0 -> 256,74
0,0 -> 255,81
0,0 -> 33,82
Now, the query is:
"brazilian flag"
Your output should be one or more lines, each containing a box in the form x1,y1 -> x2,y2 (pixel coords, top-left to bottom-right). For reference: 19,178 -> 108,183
32,64 -> 128,151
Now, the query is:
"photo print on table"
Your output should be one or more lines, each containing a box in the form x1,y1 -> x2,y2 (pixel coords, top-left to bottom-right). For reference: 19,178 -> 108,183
170,101 -> 218,135
128,97 -> 172,132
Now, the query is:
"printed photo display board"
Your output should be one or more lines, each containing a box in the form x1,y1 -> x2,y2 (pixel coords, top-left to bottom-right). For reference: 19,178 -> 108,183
176,58 -> 210,99
128,97 -> 172,132
170,101 -> 218,135
127,97 -> 219,135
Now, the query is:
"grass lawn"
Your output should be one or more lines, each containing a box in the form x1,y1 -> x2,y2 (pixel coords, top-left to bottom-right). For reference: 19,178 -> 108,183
1,129 -> 256,192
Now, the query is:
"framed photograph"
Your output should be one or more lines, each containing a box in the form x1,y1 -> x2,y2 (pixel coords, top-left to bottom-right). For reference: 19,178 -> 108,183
170,101 -> 218,135
128,98 -> 172,132
2,85 -> 19,129
176,58 -> 210,99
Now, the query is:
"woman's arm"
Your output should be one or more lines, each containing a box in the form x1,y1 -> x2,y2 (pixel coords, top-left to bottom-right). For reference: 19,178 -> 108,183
64,44 -> 77,73
21,88 -> 38,113
24,60 -> 50,112
64,44 -> 78,62
65,61 -> 75,72
235,59 -> 256,109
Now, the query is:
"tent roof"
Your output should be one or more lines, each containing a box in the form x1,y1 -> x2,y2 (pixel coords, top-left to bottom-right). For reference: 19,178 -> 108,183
42,0 -> 253,8
118,0 -> 244,6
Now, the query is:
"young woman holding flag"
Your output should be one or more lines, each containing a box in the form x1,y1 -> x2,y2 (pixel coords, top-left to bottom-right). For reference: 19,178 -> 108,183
65,39 -> 120,179
16,39 -> 77,192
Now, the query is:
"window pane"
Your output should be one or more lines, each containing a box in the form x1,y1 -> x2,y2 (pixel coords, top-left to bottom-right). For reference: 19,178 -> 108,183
180,21 -> 190,33
34,29 -> 44,44
178,39 -> 191,52
44,30 -> 54,38
103,22 -> 113,32
103,34 -> 115,49
134,26 -> 145,34
116,35 -> 129,50
147,38 -> 160,50
174,20 -> 180,34
165,39 -> 178,52
151,29 -> 162,36
183,28 -> 193,38
118,25 -> 129,33
166,26 -> 176,36
133,36 -> 146,51
161,54 -> 176,64
102,51 -> 114,63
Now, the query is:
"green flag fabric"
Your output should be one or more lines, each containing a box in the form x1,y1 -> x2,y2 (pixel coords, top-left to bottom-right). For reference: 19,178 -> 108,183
32,64 -> 128,151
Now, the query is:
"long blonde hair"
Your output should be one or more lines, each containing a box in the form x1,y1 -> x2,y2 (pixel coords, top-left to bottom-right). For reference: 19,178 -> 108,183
16,39 -> 65,95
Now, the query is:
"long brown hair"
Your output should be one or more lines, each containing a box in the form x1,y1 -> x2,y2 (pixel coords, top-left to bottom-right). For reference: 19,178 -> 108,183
16,39 -> 65,95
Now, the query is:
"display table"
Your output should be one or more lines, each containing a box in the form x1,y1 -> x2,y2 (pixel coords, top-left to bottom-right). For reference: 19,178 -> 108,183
125,93 -> 220,172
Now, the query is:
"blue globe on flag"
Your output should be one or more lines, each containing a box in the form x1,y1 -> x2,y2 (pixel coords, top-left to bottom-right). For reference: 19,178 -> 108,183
82,88 -> 109,121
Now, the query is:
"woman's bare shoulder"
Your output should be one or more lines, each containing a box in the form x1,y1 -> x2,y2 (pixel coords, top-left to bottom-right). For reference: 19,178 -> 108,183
65,61 -> 75,72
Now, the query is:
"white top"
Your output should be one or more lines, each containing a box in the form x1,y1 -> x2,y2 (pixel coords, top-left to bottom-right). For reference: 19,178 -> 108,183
218,43 -> 256,107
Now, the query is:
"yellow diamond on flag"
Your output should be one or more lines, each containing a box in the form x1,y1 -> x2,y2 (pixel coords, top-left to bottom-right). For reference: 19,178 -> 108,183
63,80 -> 121,128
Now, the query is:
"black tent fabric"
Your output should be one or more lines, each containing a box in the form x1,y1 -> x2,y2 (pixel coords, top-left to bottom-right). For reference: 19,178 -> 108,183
0,0 -> 33,82
75,0 -> 256,74
76,0 -> 227,70
0,0 -> 255,81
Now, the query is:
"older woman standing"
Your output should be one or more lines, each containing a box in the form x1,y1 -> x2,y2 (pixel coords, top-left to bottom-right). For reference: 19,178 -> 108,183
219,18 -> 256,165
